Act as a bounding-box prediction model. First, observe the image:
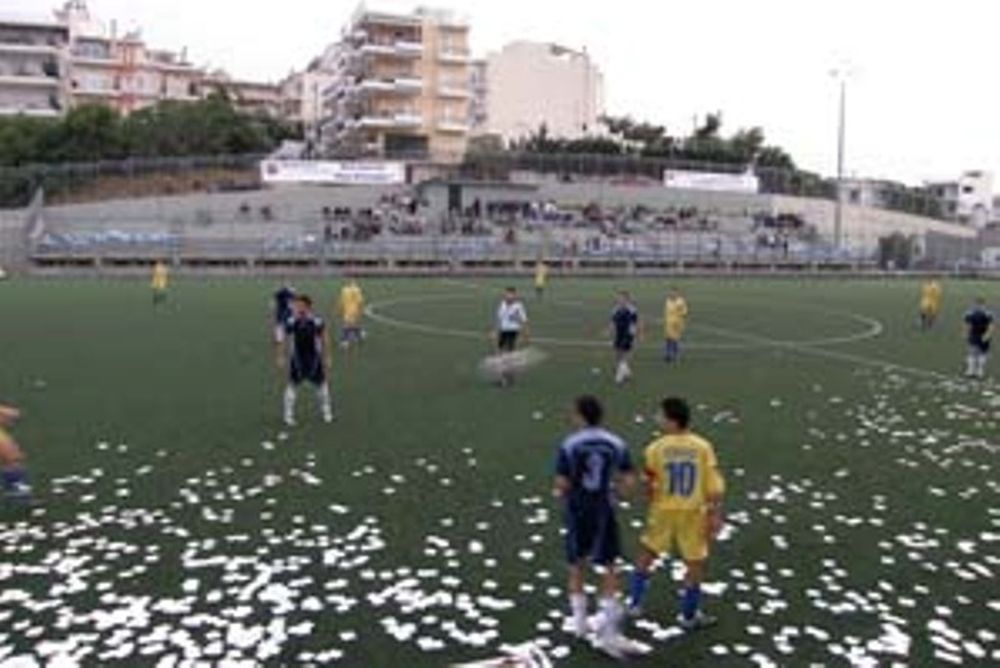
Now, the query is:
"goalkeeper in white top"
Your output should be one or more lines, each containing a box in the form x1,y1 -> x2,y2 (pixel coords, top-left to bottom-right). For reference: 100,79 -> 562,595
491,287 -> 530,386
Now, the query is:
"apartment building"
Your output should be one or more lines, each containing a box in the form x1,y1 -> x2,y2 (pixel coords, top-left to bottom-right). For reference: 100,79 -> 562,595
925,170 -> 994,227
320,6 -> 472,161
280,55 -> 336,132
58,1 -> 201,115
200,70 -> 282,118
481,41 -> 604,143
468,57 -> 488,134
0,16 -> 69,117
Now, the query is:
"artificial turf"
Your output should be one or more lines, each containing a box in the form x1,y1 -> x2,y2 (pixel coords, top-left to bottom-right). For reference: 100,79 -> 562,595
0,276 -> 998,666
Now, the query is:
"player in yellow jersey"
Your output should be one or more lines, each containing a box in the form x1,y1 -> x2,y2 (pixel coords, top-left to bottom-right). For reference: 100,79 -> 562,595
627,397 -> 725,630
919,279 -> 943,330
534,259 -> 549,300
338,278 -> 365,349
0,404 -> 31,503
151,260 -> 169,307
664,288 -> 689,363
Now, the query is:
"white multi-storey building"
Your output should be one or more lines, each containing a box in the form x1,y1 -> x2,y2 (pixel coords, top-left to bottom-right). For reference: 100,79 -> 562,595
319,5 -> 472,162
480,41 -> 604,144
0,15 -> 69,117
925,170 -> 994,227
58,1 -> 201,115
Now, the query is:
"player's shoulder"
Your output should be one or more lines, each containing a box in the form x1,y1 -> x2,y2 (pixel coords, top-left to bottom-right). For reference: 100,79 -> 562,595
686,431 -> 717,454
643,434 -> 669,455
593,427 -> 626,449
562,427 -> 624,450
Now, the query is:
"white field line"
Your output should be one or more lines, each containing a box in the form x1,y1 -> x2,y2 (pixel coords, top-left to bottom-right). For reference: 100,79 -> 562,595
364,293 -> 884,352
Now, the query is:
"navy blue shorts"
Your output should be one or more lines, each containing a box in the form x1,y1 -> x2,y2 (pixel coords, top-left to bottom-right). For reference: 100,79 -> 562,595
614,336 -> 635,352
290,356 -> 325,385
564,503 -> 621,566
498,331 -> 519,352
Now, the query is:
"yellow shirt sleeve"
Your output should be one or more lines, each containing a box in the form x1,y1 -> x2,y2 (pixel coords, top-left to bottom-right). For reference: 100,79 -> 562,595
703,444 -> 726,499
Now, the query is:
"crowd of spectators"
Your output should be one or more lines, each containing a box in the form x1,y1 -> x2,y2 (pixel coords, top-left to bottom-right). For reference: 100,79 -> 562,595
226,187 -> 824,262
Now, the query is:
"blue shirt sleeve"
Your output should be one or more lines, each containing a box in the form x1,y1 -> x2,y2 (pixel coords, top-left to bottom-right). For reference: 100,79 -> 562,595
618,446 -> 634,473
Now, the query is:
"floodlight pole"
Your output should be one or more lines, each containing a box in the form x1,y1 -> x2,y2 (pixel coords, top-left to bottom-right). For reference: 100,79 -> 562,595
832,71 -> 848,251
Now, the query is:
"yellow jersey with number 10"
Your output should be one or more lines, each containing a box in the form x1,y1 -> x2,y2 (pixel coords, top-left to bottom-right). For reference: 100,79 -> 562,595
643,431 -> 725,512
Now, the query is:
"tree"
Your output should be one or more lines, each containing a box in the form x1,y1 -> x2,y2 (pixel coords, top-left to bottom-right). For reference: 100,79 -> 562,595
53,105 -> 125,162
694,112 -> 722,140
0,97 -> 293,166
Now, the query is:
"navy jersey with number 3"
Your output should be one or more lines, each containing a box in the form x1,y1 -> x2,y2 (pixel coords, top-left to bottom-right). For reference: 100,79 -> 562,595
556,428 -> 633,509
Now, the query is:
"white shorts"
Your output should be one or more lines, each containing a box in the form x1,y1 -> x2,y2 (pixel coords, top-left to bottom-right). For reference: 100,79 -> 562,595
273,324 -> 286,344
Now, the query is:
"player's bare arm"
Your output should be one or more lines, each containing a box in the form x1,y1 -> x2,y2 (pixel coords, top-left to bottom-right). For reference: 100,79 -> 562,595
0,405 -> 21,427
616,470 -> 638,498
552,474 -> 571,499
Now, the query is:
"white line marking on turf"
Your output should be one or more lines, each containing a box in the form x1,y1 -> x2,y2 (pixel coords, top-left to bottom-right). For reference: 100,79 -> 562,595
364,293 -> 884,352
693,321 -> 973,384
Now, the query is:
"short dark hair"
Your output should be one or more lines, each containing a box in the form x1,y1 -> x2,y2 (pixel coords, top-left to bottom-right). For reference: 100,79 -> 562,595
661,397 -> 690,428
506,286 -> 517,293
575,395 -> 604,427
296,295 -> 313,308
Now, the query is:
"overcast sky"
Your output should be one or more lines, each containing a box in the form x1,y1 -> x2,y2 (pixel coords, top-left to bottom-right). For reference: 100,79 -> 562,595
7,0 -> 999,184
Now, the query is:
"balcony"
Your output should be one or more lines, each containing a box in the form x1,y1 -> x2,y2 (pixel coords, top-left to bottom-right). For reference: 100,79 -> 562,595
393,76 -> 423,91
0,73 -> 61,88
359,42 -> 395,57
73,87 -> 117,97
150,60 -> 198,74
394,40 -> 423,55
71,55 -> 117,68
357,39 -> 423,59
349,76 -> 423,96
437,84 -> 469,99
0,42 -> 61,56
437,117 -> 469,133
349,110 -> 424,129
0,105 -> 61,117
438,49 -> 470,65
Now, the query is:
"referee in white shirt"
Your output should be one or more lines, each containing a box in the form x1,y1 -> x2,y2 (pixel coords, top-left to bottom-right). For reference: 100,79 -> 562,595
494,287 -> 530,385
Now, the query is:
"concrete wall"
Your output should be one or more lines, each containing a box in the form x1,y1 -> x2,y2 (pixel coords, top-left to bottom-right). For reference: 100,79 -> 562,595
40,185 -> 402,231
769,195 -> 977,251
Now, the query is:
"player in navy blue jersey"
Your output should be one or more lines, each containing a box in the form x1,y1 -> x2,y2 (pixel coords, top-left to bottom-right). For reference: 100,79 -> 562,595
609,291 -> 641,385
964,297 -> 994,379
282,295 -> 334,426
554,396 -> 636,656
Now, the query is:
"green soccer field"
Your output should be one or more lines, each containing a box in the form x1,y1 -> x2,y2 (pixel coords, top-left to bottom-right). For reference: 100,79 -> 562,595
1,276 -> 998,667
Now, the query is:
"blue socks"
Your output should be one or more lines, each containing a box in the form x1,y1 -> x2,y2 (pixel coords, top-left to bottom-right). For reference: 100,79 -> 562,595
2,468 -> 25,488
628,570 -> 650,609
681,585 -> 702,621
